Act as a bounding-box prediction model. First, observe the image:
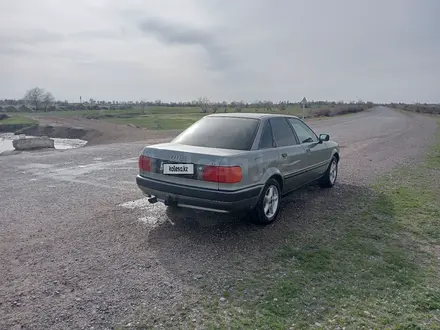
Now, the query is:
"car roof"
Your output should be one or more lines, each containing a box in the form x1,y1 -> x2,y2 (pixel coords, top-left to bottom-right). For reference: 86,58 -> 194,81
206,112 -> 300,120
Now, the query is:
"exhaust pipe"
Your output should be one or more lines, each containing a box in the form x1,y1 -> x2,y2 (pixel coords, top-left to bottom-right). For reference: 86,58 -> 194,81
148,196 -> 157,204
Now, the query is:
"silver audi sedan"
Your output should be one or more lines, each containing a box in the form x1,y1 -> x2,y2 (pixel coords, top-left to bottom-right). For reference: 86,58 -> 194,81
136,113 -> 339,224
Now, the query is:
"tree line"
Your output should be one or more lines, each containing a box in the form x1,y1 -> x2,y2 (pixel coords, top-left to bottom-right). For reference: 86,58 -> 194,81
0,87 -> 378,112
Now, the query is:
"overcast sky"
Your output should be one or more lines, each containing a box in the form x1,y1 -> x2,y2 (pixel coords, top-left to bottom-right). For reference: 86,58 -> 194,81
1,0 -> 439,103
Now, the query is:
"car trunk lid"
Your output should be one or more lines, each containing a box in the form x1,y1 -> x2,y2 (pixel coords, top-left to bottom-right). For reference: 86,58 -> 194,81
139,143 -> 245,190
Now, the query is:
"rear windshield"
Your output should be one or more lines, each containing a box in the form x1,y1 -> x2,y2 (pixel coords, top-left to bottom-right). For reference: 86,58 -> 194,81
172,116 -> 259,150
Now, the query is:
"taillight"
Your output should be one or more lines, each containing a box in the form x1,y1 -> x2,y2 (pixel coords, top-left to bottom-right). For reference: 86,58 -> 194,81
203,166 -> 242,183
202,166 -> 218,182
138,155 -> 151,171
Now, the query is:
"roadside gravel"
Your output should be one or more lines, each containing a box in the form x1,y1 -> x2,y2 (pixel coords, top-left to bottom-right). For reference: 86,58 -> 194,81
0,107 -> 437,329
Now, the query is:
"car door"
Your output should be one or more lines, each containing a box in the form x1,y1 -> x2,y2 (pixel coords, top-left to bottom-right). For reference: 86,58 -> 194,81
287,118 -> 331,181
269,117 -> 309,193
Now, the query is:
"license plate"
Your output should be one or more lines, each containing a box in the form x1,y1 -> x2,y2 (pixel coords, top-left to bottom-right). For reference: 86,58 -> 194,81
163,163 -> 194,175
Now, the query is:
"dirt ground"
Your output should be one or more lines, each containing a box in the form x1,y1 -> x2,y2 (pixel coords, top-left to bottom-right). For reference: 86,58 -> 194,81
32,115 -> 182,145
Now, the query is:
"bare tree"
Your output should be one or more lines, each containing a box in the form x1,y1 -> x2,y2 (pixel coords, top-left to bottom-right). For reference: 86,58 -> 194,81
24,87 -> 46,110
235,100 -> 245,112
42,92 -> 55,111
254,100 -> 263,112
140,100 -> 148,110
265,101 -> 273,112
198,96 -> 210,113
278,101 -> 287,111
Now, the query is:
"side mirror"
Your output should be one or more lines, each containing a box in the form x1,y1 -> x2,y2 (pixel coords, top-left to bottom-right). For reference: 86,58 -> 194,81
319,134 -> 330,142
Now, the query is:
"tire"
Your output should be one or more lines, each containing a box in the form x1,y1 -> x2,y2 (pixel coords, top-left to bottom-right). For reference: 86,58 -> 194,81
319,156 -> 338,188
249,178 -> 282,225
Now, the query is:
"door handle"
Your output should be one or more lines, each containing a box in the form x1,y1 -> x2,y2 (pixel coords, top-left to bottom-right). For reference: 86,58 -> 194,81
306,148 -> 311,153
281,153 -> 288,158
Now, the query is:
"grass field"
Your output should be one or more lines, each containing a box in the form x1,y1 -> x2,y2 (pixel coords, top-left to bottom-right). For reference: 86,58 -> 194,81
0,115 -> 38,126
141,119 -> 440,329
393,104 -> 440,116
105,113 -> 207,130
32,106 -> 208,118
30,104 -> 367,130
31,106 -> 310,129
104,106 -> 308,129
32,106 -> 306,117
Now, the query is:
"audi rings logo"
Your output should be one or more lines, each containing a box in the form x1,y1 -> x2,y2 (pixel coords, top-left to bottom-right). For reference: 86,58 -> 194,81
170,155 -> 186,161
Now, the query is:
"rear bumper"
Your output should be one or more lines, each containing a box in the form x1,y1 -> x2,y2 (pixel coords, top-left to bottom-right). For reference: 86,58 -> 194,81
136,175 -> 261,213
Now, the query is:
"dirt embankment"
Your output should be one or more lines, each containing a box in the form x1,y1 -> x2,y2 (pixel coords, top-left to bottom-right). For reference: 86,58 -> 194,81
0,123 -> 35,133
16,125 -> 96,140
19,116 -> 182,145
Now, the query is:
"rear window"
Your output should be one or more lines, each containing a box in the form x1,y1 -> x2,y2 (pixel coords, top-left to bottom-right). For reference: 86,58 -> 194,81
172,116 -> 259,150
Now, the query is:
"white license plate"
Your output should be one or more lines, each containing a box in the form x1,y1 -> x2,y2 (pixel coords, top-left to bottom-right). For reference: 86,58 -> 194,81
163,163 -> 194,175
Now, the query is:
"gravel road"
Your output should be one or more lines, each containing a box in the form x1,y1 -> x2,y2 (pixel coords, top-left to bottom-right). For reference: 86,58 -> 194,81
0,107 -> 437,329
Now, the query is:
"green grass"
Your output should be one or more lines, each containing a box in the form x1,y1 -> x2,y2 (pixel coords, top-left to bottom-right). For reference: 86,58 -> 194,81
32,106 -> 307,129
139,119 -> 440,329
105,113 -> 206,130
427,123 -> 440,169
32,105 -> 366,130
33,107 -> 199,117
104,106 -> 307,129
0,115 -> 38,125
30,104 -> 371,132
107,107 -> 304,129
33,106 -> 306,117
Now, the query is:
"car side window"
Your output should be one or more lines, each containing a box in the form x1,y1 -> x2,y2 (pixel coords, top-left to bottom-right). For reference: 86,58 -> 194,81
288,118 -> 319,144
269,118 -> 298,147
258,121 -> 274,149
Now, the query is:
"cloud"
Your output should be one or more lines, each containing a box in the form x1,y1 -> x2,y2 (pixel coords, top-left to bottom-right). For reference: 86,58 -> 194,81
0,0 -> 440,103
0,30 -> 64,46
70,30 -> 124,40
0,28 -> 124,60
0,29 -> 122,47
0,46 -> 28,56
138,18 -> 234,71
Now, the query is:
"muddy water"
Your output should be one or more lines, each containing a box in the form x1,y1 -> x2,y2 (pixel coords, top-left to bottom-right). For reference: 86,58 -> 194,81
0,133 -> 87,153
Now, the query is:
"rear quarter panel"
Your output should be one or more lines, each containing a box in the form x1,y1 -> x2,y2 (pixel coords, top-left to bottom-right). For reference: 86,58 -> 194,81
218,149 -> 283,192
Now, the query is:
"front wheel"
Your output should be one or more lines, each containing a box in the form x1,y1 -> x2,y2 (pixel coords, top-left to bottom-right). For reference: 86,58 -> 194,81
249,179 -> 281,225
319,156 -> 338,188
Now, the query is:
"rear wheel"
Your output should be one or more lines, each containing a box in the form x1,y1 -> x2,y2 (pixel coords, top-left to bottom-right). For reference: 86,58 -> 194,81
250,179 -> 281,225
319,156 -> 338,188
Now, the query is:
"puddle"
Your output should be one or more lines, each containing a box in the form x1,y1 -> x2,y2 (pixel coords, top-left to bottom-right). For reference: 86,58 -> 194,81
119,198 -> 172,227
118,198 -> 237,228
0,133 -> 87,153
